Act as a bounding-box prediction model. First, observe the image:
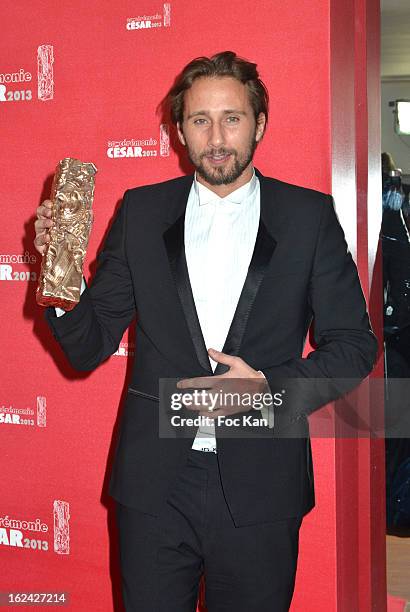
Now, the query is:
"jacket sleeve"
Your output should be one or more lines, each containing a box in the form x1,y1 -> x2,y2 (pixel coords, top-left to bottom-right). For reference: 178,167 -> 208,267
260,195 -> 378,423
44,190 -> 137,371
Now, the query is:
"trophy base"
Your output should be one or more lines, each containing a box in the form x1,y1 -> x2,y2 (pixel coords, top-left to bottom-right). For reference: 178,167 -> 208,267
36,290 -> 78,311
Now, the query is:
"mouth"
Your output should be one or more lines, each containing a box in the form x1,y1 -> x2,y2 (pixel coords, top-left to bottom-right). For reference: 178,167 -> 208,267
204,152 -> 232,165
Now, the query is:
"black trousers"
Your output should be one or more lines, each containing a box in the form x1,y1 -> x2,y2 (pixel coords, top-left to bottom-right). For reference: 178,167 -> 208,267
116,448 -> 303,612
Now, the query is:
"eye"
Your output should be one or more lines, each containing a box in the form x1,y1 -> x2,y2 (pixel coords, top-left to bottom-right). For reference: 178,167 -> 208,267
193,118 -> 208,125
226,116 -> 240,123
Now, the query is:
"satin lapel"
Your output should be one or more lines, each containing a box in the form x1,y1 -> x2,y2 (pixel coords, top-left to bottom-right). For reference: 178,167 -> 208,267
162,169 -> 278,377
163,210 -> 213,374
214,212 -> 277,375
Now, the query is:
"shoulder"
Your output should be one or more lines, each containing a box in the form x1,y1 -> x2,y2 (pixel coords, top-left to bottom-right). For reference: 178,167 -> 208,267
260,174 -> 330,208
119,174 -> 193,223
123,174 -> 193,201
258,174 -> 333,233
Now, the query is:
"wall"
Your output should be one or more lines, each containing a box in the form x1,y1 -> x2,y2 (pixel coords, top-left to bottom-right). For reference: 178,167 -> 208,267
0,1 -> 384,610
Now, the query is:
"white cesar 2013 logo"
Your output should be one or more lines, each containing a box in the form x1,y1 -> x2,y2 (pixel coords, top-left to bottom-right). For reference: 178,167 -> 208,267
106,125 -> 170,161
126,3 -> 171,30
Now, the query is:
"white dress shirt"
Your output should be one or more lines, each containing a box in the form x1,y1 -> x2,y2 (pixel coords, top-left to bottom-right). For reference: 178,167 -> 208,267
185,170 -> 260,453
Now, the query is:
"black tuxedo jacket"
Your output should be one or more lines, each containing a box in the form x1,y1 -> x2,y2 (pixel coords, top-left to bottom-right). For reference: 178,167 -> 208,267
45,169 -> 377,527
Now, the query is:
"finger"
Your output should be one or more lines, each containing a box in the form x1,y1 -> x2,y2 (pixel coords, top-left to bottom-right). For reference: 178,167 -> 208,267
33,232 -> 51,250
176,377 -> 214,389
208,348 -> 237,366
36,200 -> 53,218
184,404 -> 202,411
33,237 -> 48,255
34,218 -> 53,231
34,233 -> 50,249
183,390 -> 216,409
36,208 -> 52,220
34,230 -> 51,245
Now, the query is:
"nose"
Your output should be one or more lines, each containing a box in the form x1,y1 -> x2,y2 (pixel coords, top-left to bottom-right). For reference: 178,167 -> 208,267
208,122 -> 224,148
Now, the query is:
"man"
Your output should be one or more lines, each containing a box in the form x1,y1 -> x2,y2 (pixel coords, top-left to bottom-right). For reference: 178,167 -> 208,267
34,51 -> 377,611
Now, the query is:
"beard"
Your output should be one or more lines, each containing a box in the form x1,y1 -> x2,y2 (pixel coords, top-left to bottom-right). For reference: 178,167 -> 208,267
185,128 -> 258,186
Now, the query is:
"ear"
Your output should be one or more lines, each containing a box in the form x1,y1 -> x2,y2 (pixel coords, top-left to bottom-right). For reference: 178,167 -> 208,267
176,122 -> 186,146
255,113 -> 266,142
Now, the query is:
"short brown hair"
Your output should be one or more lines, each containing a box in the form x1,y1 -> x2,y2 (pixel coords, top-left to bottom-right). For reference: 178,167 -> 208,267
167,51 -> 269,129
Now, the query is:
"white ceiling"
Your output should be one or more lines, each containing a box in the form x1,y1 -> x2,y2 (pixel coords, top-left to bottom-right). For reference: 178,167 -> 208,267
382,0 -> 410,79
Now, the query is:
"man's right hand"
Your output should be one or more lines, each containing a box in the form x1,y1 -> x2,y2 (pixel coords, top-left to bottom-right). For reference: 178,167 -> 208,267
34,199 -> 54,255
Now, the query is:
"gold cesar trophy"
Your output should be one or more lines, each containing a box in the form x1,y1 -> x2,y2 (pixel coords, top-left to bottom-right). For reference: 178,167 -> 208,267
36,157 -> 97,311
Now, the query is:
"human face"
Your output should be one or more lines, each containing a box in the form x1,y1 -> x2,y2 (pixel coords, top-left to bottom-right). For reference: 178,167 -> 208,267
177,77 -> 266,195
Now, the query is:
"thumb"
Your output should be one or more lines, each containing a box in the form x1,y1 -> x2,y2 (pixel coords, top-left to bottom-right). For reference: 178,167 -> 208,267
208,348 -> 235,366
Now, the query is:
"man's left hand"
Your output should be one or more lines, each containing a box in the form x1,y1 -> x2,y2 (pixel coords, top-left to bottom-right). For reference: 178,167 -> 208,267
176,348 -> 269,418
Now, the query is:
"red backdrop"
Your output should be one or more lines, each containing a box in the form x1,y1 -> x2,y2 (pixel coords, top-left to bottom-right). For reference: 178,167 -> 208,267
0,1 -> 384,610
